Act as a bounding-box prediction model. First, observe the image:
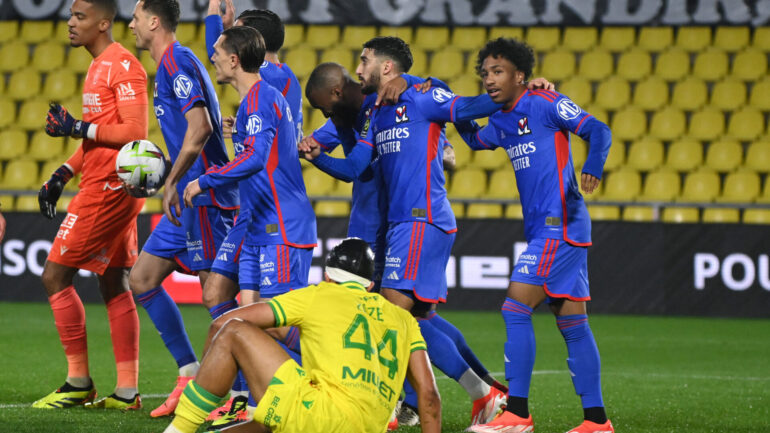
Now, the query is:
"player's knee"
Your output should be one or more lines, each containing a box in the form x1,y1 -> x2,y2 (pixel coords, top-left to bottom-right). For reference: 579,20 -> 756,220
41,263 -> 70,295
127,266 -> 155,294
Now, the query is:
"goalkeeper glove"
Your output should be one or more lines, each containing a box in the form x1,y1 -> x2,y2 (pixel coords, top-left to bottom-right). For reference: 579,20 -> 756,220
45,103 -> 91,139
38,164 -> 74,219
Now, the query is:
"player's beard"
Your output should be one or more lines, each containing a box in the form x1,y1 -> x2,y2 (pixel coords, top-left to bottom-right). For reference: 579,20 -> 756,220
360,73 -> 380,95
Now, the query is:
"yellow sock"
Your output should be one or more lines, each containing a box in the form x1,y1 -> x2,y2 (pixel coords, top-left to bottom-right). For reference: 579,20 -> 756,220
171,381 -> 225,433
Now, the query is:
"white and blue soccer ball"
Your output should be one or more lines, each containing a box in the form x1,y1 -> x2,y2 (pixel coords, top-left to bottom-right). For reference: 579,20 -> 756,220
115,139 -> 167,196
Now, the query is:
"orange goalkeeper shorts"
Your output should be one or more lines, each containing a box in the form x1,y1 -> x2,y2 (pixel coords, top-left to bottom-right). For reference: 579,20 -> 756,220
48,188 -> 144,275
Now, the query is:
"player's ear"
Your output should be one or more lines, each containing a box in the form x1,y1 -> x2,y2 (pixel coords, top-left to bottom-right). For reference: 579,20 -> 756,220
98,19 -> 111,33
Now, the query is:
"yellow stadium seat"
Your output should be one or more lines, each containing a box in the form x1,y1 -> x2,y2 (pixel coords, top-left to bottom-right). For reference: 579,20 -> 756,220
714,27 -> 749,51
727,108 -> 763,141
7,68 -> 42,101
0,195 -> 13,211
670,77 -> 707,111
448,76 -> 480,96
175,23 -> 197,45
466,203 -> 503,219
505,204 -> 523,219
66,46 -> 94,72
662,207 -> 699,222
622,205 -> 655,222
303,168 -> 335,196
0,129 -> 28,160
0,40 -> 30,72
702,208 -> 740,223
558,77 -> 591,107
472,148 -> 507,170
138,50 -> 156,75
0,74 -> 4,95
610,107 -> 646,142
627,138 -> 663,171
632,76 -> 668,111
339,26 -> 377,49
731,48 -> 767,81
57,195 -> 73,213
752,26 -> 770,51
44,69 -> 78,101
379,26 -> 413,44
450,202 -> 465,218
20,21 -> 54,44
16,195 -> 40,212
679,170 -> 720,202
743,209 -> 770,224
583,105 -> 608,123
653,48 -> 690,82
429,48 -> 464,80
331,180 -> 352,197
448,169 -> 487,199
638,169 -> 680,202
305,110 -> 329,137
666,139 -> 703,172
616,49 -> 651,81
489,27 -> 524,41
562,27 -> 597,52
314,200 -> 350,217
0,21 -> 19,43
594,77 -> 630,110
305,25 -> 340,49
141,198 -> 162,214
688,108 -> 725,141
0,99 -> 17,129
111,21 -> 127,41
745,141 -> 770,173
717,170 -> 760,203
576,48 -> 613,81
410,48 -> 428,76
710,80 -> 746,111
637,27 -> 673,52
451,27 -> 487,51
526,28 -> 560,52
537,50 -> 574,82
571,135 -> 587,168
761,176 -> 770,203
32,41 -> 65,72
649,107 -> 686,141
62,95 -> 83,122
283,46 -> 317,79
282,24 -> 305,49
319,47 -> 354,73
588,205 -> 620,220
451,140 -> 471,169
486,169 -> 519,200
414,27 -> 449,51
676,27 -> 711,52
18,98 -> 50,131
693,49 -> 729,81
39,160 -> 64,185
705,139 -> 742,172
28,131 -> 64,161
1,160 -> 39,189
599,27 -> 635,52
219,84 -> 241,107
749,78 -> 770,110
601,169 -> 640,201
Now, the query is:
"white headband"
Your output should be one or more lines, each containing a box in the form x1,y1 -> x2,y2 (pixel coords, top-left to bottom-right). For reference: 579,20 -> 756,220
325,266 -> 371,287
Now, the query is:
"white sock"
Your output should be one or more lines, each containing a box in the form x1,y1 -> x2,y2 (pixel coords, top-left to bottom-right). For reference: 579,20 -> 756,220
114,387 -> 138,400
458,369 -> 491,401
230,390 -> 248,399
179,361 -> 200,377
66,376 -> 91,388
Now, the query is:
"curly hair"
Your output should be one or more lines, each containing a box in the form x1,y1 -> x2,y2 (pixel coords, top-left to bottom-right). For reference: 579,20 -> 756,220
476,37 -> 535,80
362,36 -> 413,73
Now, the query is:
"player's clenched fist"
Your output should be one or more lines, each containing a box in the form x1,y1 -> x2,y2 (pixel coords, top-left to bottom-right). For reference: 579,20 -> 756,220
38,164 -> 74,219
298,135 -> 322,160
45,103 -> 91,139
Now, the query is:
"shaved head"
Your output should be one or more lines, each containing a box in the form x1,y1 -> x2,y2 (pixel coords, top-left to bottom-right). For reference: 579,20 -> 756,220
305,62 -> 362,128
305,62 -> 349,99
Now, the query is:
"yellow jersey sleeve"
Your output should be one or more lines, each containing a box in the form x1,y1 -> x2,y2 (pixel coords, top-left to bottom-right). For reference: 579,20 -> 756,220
406,315 -> 427,353
268,285 -> 319,327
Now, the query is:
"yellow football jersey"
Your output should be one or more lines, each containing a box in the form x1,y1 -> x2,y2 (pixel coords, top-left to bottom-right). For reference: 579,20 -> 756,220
268,280 -> 427,432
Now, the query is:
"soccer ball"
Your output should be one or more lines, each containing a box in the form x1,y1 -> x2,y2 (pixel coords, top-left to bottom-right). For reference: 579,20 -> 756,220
115,139 -> 167,196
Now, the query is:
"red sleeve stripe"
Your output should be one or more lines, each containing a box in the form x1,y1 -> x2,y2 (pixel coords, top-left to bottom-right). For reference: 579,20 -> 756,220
573,114 -> 592,134
449,95 -> 460,122
167,44 -> 179,71
540,89 -> 559,99
281,79 -> 291,97
273,102 -> 282,119
358,139 -> 374,148
531,90 -> 555,102
475,131 -> 491,149
180,95 -> 201,112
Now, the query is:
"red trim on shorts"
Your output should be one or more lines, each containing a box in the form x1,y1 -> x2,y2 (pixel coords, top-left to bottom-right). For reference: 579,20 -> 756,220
544,283 -> 590,302
412,288 -> 446,304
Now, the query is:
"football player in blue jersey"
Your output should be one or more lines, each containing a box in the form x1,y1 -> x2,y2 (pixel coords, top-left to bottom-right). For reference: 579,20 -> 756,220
459,38 -> 614,433
128,0 -> 239,418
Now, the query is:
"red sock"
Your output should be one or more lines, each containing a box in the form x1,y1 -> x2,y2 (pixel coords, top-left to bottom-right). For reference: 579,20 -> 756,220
49,286 -> 89,379
106,291 -> 140,389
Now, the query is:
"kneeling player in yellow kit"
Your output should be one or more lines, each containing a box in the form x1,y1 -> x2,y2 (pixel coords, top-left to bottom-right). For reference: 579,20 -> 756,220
164,238 -> 441,433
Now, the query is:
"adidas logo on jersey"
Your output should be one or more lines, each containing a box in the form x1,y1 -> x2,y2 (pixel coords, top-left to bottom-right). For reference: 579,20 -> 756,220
386,271 -> 400,281
518,265 -> 530,274
262,277 -> 272,286
217,253 -> 228,262
193,253 -> 203,262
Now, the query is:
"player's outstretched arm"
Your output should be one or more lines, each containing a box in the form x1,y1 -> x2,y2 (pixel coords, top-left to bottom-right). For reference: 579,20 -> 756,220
201,302 -> 277,358
205,0 -> 234,62
407,349 -> 441,433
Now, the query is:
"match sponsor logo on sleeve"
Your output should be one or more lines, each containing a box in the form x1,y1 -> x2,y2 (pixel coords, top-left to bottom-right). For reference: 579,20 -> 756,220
246,114 -> 262,134
556,99 -> 582,120
432,87 -> 455,103
173,74 -> 193,99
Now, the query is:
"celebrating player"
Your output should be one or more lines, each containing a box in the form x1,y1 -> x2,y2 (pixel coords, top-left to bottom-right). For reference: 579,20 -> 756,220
128,0 -> 239,417
163,238 -> 441,433
459,38 -> 614,433
31,0 -> 146,411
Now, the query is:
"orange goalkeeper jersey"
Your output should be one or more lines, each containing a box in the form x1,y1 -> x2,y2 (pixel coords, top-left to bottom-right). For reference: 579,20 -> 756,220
79,42 -> 148,191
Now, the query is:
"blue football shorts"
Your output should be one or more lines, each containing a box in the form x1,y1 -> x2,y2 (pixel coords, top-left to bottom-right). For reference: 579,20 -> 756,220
238,244 -> 313,298
511,238 -> 590,302
142,206 -> 234,272
380,221 -> 455,303
210,212 -> 249,282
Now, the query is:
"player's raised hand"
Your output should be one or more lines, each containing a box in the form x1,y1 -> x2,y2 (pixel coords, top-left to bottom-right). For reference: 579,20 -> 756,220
37,164 -> 73,219
46,103 -> 90,139
581,173 -> 600,194
222,0 -> 236,29
183,179 -> 203,208
376,75 -> 408,106
163,182 -> 183,226
526,77 -> 556,91
222,115 -> 235,138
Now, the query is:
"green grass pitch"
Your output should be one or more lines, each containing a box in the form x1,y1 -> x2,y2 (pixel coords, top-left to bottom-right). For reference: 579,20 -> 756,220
0,302 -> 767,432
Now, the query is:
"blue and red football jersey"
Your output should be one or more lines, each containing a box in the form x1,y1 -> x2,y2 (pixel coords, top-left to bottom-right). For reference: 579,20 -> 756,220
153,41 -> 238,209
198,81 -> 316,248
461,89 -> 612,245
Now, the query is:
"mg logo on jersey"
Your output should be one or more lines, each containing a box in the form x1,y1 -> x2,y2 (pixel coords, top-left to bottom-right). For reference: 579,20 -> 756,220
557,99 -> 582,120
517,117 -> 531,135
395,105 -> 409,123
173,74 -> 193,99
432,87 -> 455,103
246,114 -> 262,134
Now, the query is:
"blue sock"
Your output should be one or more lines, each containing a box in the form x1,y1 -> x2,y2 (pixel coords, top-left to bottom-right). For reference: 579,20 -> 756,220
418,319 -> 469,381
426,311 -> 489,378
501,298 -> 535,398
232,371 -> 246,392
136,286 -> 197,368
403,378 -> 418,408
208,300 -> 238,320
556,314 -> 604,409
282,326 -> 302,355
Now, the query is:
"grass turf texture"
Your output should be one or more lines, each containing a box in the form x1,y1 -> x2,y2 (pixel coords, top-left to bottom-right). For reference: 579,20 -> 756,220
0,303 -> 768,432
